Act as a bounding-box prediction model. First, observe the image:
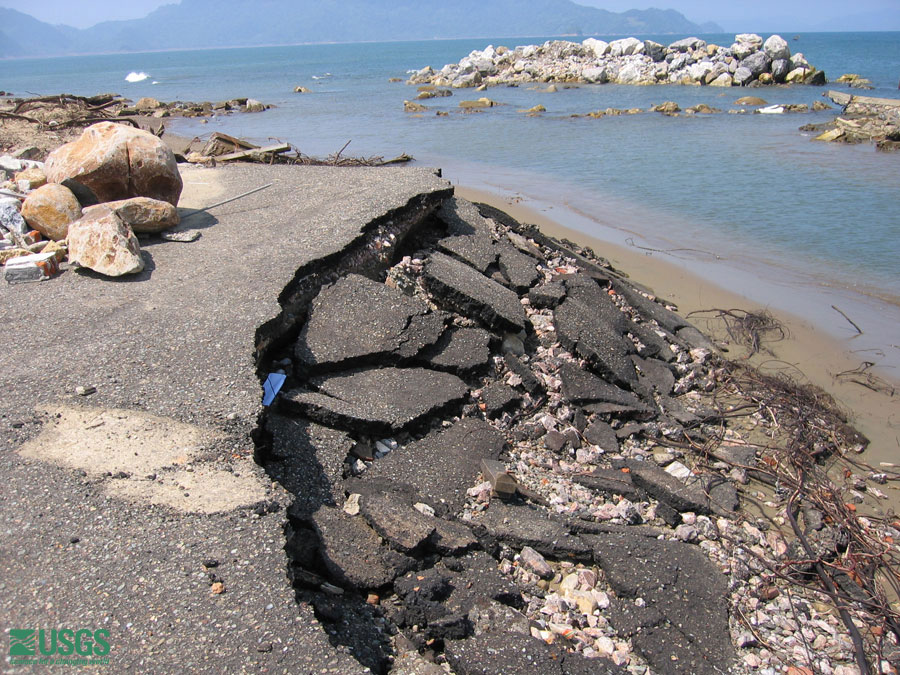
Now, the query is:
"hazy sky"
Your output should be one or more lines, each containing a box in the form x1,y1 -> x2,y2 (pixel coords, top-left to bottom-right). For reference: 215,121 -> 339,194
3,0 -> 899,31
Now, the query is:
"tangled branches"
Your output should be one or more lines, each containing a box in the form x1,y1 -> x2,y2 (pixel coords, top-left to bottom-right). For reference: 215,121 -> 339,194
689,308 -> 786,355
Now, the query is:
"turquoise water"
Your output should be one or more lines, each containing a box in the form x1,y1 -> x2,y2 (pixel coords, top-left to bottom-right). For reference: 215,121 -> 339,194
2,33 -> 899,360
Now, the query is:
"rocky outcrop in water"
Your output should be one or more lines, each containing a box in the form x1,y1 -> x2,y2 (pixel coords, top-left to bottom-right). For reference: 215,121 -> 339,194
408,34 -> 825,89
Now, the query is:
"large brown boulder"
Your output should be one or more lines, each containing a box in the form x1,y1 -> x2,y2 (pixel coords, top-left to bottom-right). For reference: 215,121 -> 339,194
67,206 -> 145,277
21,183 -> 82,241
45,122 -> 182,207
85,197 -> 179,233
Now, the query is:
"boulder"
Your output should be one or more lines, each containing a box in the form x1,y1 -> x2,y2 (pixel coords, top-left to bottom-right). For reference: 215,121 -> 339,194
785,67 -> 810,84
643,40 -> 666,62
21,183 -> 82,241
763,35 -> 790,61
731,42 -> 756,61
669,37 -> 705,52
86,196 -> 179,233
609,37 -> 643,57
709,73 -> 734,87
404,100 -> 428,112
45,122 -> 183,207
244,99 -> 267,112
0,198 -> 28,235
735,96 -> 768,106
741,51 -> 772,77
67,206 -> 145,277
790,53 -> 810,69
734,33 -> 763,48
582,38 -> 609,58
135,97 -> 162,111
733,66 -> 754,86
652,101 -> 680,114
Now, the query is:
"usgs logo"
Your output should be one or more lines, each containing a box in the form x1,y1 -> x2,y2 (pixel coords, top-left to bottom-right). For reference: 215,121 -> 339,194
9,628 -> 110,657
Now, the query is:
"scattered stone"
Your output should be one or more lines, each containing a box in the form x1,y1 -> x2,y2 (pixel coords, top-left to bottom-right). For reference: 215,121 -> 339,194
21,183 -> 82,241
88,196 -> 180,233
66,206 -> 145,277
481,459 -> 518,500
160,229 -> 200,242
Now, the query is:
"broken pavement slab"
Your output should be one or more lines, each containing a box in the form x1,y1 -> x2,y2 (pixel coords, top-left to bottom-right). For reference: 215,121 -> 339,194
282,366 -> 468,433
436,196 -> 498,273
424,250 -> 526,333
295,273 -> 446,369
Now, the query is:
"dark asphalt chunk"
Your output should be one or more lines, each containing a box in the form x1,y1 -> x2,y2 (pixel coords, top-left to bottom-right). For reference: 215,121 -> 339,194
554,298 -> 637,389
265,414 -> 351,518
282,366 -> 468,434
358,491 -> 436,554
610,279 -> 689,333
295,273 -> 445,368
625,459 -> 712,514
558,361 -> 647,411
417,326 -> 493,375
564,274 -> 630,336
504,353 -> 543,395
424,251 -> 526,333
528,281 -> 567,309
480,381 -> 522,418
497,243 -> 540,292
311,505 -> 416,590
573,468 -> 644,501
631,354 -> 676,394
588,531 -> 735,674
436,197 -> 498,273
358,417 -> 506,515
474,501 -> 592,561
582,420 -> 619,452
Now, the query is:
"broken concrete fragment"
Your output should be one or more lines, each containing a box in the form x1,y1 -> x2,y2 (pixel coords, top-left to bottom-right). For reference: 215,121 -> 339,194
554,298 -> 637,389
282,367 -> 467,434
311,506 -> 415,590
481,458 -> 518,500
519,546 -> 554,579
424,251 -> 526,333
358,418 -> 506,515
417,326 -> 492,374
436,197 -> 498,273
358,491 -> 436,554
296,274 -> 446,368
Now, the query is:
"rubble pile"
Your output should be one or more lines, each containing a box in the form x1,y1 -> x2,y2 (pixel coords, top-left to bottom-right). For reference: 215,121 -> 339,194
804,90 -> 900,151
259,195 -> 893,673
407,33 -> 826,89
0,121 -> 185,280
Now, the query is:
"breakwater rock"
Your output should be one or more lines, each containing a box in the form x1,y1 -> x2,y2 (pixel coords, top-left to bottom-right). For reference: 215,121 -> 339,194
804,90 -> 900,151
408,34 -> 826,89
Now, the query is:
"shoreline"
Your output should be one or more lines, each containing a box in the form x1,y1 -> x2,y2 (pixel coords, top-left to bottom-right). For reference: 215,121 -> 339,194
457,183 -> 900,499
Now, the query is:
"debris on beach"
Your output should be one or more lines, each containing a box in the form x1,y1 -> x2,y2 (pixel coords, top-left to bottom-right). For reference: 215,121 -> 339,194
802,90 -> 900,151
407,33 -> 826,89
261,191 -> 898,674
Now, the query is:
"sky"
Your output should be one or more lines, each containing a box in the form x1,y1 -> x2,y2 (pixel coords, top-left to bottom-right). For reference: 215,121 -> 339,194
2,0 -> 899,31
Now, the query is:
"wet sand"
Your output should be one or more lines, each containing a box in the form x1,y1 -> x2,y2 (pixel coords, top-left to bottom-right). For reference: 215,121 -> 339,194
458,184 -> 900,514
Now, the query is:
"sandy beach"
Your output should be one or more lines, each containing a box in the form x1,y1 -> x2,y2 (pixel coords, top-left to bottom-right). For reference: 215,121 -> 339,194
459,184 -> 900,511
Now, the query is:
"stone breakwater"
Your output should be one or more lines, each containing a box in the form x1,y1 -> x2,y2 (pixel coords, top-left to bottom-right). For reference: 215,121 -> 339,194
408,33 -> 826,89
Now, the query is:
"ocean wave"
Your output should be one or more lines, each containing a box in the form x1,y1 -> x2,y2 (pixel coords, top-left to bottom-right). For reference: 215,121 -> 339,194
125,71 -> 150,83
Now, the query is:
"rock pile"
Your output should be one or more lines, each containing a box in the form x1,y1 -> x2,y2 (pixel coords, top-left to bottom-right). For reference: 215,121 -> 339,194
1,122 -> 184,279
260,195 -> 876,673
408,34 -> 826,89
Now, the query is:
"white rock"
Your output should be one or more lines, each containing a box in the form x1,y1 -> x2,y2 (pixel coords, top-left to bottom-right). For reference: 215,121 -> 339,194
609,37 -> 643,57
665,461 -> 693,480
582,38 -> 609,58
67,206 -> 145,277
763,34 -> 791,61
735,33 -> 764,48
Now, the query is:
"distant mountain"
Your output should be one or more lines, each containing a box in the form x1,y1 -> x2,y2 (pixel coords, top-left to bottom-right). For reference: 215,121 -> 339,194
0,1 -> 722,58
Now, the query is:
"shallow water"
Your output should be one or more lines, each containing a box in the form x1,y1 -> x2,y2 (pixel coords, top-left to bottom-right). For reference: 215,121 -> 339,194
2,32 -> 899,365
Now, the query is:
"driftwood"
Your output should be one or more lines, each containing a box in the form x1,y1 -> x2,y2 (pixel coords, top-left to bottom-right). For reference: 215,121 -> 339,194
216,143 -> 291,162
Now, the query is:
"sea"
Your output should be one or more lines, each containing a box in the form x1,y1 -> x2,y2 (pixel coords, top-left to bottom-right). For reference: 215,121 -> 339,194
2,32 -> 899,371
